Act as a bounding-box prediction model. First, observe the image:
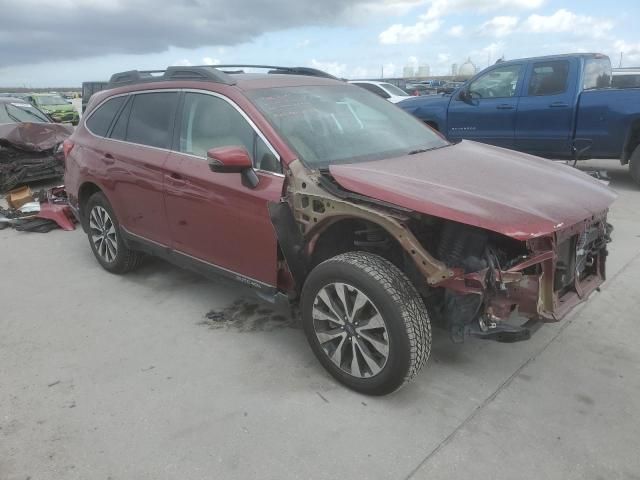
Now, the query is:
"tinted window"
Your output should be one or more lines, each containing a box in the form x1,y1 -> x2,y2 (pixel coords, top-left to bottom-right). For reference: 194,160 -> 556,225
86,96 -> 126,137
126,92 -> 178,149
110,96 -> 132,140
528,61 -> 569,96
612,74 -> 640,88
0,102 -> 50,123
469,64 -> 522,98
583,57 -> 611,90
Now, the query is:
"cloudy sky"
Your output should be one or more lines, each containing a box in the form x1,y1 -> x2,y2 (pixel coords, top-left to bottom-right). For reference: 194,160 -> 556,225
0,0 -> 638,87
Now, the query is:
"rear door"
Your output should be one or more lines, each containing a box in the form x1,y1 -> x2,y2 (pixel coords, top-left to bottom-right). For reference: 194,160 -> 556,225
163,91 -> 284,287
447,63 -> 524,148
514,59 -> 575,158
102,90 -> 179,243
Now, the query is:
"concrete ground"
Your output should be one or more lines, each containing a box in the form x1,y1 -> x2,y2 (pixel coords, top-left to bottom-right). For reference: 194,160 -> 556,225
1,160 -> 639,480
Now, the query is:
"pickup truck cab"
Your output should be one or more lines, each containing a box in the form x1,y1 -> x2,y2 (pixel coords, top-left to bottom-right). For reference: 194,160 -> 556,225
399,53 -> 640,185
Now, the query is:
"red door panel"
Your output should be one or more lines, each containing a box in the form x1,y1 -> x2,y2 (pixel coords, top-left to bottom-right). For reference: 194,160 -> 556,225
101,139 -> 170,242
164,152 -> 283,286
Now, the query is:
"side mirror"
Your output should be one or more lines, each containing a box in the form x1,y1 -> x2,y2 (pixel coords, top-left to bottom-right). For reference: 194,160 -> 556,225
207,146 -> 252,173
207,146 -> 259,188
458,89 -> 468,101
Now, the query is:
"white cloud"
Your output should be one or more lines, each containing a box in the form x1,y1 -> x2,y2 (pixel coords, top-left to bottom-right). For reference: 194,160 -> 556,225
310,59 -> 348,77
424,0 -> 543,20
173,58 -> 192,66
478,15 -> 519,37
202,57 -> 220,65
296,39 -> 310,48
379,19 -> 441,44
447,24 -> 464,37
614,40 -> 640,65
524,9 -> 613,38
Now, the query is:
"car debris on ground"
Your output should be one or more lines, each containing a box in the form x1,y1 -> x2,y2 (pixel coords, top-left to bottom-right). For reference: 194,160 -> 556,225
0,185 -> 76,233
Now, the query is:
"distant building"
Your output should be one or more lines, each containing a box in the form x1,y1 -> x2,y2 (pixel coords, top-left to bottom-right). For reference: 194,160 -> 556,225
403,65 -> 415,78
417,64 -> 430,77
451,63 -> 458,76
458,58 -> 477,78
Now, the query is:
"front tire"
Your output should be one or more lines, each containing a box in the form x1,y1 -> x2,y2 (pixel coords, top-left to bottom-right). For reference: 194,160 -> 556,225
301,252 -> 431,395
85,192 -> 143,274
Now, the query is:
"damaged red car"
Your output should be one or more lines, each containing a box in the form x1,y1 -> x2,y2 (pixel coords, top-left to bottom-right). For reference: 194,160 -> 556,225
63,65 -> 616,395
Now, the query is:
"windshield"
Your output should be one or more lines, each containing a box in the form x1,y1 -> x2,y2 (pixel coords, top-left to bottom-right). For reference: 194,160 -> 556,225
381,83 -> 409,97
0,102 -> 50,123
36,95 -> 68,106
247,85 -> 448,168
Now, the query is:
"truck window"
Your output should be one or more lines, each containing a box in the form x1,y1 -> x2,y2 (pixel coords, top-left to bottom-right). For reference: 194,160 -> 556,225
468,64 -> 522,99
583,57 -> 611,90
528,61 -> 569,96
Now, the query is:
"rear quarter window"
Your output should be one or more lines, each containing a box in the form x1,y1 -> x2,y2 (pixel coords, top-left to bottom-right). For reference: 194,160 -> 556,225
86,96 -> 126,137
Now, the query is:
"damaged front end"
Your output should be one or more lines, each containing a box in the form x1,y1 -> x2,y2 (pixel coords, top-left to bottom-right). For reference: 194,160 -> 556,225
0,122 -> 72,194
431,214 -> 612,342
278,159 -> 613,344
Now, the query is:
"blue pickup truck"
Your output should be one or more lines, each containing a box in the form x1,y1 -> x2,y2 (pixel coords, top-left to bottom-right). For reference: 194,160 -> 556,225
398,53 -> 640,185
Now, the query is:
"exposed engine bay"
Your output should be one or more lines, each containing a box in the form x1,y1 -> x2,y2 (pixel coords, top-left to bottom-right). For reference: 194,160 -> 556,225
275,160 -> 613,344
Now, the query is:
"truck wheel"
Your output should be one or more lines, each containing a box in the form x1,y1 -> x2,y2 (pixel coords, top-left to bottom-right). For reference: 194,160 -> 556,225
629,145 -> 640,186
301,252 -> 431,395
85,192 -> 143,274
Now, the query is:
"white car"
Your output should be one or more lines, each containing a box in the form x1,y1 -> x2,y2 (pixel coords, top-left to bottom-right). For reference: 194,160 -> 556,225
348,80 -> 411,103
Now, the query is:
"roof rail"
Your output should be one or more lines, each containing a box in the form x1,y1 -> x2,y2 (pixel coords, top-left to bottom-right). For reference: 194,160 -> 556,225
200,65 -> 339,79
107,66 -> 237,87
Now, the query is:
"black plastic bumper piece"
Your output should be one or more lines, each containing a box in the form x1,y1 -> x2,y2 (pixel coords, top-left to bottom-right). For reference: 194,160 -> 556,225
468,319 -> 542,343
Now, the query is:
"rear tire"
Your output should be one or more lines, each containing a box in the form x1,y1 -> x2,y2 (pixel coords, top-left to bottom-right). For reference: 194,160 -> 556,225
301,252 -> 431,395
84,192 -> 143,274
629,145 -> 640,186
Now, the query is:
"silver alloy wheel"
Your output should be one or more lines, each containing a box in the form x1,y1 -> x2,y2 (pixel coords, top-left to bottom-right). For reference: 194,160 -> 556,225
89,206 -> 118,263
312,282 -> 389,378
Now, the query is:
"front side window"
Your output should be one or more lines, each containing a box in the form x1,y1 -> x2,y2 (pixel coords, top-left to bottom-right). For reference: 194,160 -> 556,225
178,92 -> 280,172
247,84 -> 448,169
528,61 -> 569,96
583,57 -> 612,90
86,96 -> 126,137
126,92 -> 178,149
468,64 -> 523,98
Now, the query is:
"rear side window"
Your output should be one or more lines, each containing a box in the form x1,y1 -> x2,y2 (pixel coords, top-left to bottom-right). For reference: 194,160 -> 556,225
126,92 -> 178,149
528,61 -> 569,96
583,57 -> 611,90
110,96 -> 132,141
86,96 -> 126,137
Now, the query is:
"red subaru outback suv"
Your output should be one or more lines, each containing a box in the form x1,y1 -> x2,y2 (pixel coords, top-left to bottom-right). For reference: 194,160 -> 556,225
64,65 -> 616,395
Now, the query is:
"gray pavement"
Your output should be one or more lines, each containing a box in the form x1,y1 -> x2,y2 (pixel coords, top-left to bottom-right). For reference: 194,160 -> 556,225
1,160 -> 639,480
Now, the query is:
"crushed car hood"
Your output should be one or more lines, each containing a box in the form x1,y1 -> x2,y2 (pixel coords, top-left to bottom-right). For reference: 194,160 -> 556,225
329,140 -> 617,240
0,122 -> 73,152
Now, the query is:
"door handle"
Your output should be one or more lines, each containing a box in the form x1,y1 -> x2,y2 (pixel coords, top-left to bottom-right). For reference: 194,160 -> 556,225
549,102 -> 569,108
167,173 -> 186,187
496,104 -> 514,110
102,153 -> 115,165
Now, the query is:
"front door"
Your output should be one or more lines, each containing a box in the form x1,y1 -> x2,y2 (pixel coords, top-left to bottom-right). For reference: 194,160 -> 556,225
447,63 -> 524,149
164,91 -> 284,287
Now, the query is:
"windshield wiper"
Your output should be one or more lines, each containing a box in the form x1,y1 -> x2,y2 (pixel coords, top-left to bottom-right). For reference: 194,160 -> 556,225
407,144 -> 451,155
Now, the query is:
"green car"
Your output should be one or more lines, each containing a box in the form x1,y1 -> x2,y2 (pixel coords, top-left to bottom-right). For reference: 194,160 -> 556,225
26,93 -> 80,125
